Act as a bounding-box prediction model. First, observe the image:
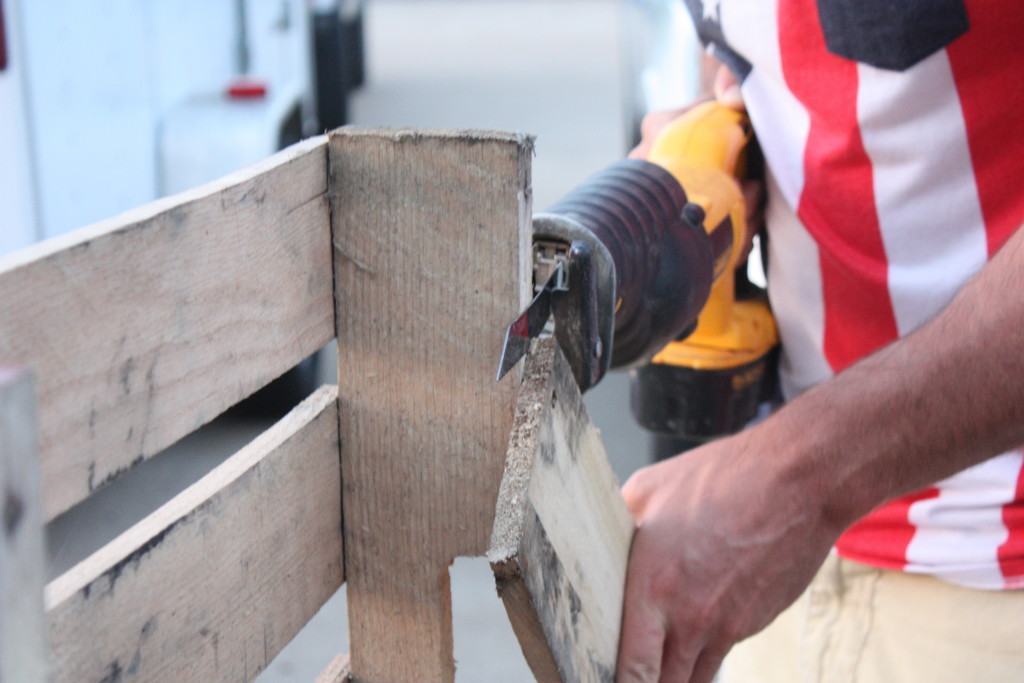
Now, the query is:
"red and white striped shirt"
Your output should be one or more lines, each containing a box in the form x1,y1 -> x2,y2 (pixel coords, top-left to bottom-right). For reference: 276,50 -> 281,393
685,0 -> 1024,589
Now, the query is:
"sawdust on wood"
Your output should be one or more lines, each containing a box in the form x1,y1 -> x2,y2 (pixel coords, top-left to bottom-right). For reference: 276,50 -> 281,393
488,339 -> 557,562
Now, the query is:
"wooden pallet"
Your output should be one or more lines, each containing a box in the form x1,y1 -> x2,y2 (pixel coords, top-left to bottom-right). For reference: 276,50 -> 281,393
0,129 -> 632,682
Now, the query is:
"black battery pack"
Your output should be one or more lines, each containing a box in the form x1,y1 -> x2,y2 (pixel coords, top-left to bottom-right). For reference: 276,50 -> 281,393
630,347 -> 778,442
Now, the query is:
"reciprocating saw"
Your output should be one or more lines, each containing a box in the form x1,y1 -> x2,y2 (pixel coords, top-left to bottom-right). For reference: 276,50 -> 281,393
497,101 -> 777,442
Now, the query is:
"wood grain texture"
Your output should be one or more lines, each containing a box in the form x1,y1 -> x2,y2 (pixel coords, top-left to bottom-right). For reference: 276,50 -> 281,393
316,653 -> 352,683
489,339 -> 635,683
0,368 -> 49,682
0,136 -> 334,521
45,385 -> 344,683
330,128 -> 532,682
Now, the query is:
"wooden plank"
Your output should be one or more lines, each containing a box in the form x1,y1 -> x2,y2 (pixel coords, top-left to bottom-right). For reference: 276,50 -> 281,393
0,136 -> 334,521
315,654 -> 352,683
0,368 -> 48,682
489,339 -> 635,683
330,128 -> 532,682
45,385 -> 344,683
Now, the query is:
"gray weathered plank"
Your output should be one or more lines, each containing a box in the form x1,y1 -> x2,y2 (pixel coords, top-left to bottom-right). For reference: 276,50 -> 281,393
45,385 -> 344,683
330,128 -> 532,682
0,368 -> 49,682
0,136 -> 334,520
489,339 -> 635,683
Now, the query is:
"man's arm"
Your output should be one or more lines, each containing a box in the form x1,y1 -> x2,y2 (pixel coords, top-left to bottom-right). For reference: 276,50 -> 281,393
615,222 -> 1024,682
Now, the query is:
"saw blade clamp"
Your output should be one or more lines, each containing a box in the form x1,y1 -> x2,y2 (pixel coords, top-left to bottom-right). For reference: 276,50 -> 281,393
532,239 -> 571,296
531,214 -> 617,391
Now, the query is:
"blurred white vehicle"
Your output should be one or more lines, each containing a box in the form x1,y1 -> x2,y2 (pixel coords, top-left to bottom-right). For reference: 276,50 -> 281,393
0,0 -> 363,255
0,0 -> 365,411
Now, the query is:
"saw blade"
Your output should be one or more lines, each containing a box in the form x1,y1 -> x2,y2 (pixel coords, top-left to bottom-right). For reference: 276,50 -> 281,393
495,262 -> 565,381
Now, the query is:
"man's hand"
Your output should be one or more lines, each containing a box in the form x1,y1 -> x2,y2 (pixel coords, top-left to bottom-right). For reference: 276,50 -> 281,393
614,223 -> 1024,681
617,65 -> 793,682
615,428 -> 839,682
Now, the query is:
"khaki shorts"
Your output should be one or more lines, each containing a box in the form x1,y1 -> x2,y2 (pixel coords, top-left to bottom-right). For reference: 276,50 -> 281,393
719,554 -> 1024,683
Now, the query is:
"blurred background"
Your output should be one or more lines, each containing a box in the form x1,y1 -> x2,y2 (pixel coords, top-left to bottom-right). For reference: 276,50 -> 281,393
1,0 -> 701,679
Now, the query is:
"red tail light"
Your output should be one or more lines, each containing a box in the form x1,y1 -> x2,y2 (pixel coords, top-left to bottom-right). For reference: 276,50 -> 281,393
226,78 -> 268,99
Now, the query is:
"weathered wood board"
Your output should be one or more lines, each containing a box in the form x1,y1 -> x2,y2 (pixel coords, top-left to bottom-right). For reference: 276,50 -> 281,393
489,339 -> 635,683
330,128 -> 532,682
45,386 -> 344,683
0,136 -> 335,520
0,368 -> 48,682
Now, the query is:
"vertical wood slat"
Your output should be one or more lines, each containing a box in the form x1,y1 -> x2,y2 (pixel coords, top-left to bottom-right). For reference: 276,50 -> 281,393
330,129 -> 532,682
45,386 -> 344,683
0,136 -> 334,521
0,367 -> 48,682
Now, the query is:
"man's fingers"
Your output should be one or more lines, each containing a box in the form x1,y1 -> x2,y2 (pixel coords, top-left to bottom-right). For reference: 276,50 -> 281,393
621,465 -> 663,522
616,597 -> 665,682
617,533 -> 668,682
689,646 -> 729,683
620,474 -> 644,519
629,64 -> 743,160
713,65 -> 745,110
657,630 -> 699,683
628,106 -> 690,159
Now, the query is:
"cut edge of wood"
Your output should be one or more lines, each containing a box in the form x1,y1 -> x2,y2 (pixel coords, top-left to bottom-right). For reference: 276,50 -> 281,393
487,339 -> 558,564
44,384 -> 339,609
